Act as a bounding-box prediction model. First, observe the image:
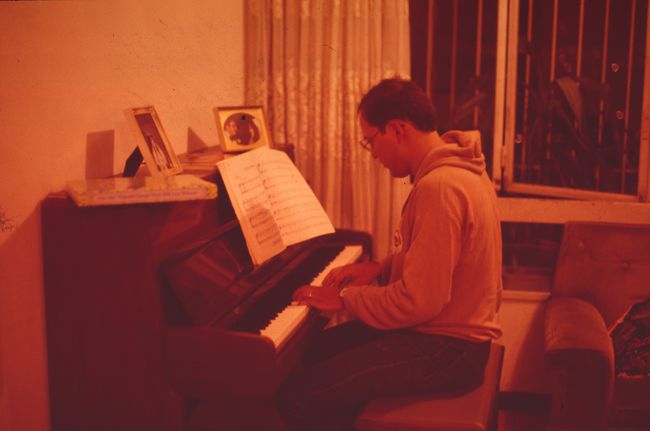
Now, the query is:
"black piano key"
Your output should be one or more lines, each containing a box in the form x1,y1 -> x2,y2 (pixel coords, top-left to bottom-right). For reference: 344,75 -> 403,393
230,245 -> 344,333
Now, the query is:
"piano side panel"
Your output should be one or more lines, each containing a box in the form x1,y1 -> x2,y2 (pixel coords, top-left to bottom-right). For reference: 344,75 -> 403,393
41,195 -> 181,431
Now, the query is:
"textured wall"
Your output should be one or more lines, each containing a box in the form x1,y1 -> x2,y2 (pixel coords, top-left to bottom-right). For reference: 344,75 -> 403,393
0,1 -> 244,430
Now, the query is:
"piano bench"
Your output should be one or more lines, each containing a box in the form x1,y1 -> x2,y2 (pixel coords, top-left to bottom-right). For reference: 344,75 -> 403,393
354,343 -> 504,431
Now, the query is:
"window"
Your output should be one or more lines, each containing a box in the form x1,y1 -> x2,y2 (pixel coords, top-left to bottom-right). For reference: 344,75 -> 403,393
499,0 -> 650,201
411,0 -> 650,202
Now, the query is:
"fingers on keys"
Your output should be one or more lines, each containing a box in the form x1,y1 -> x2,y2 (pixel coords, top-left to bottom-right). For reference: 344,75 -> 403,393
292,285 -> 312,303
323,267 -> 347,289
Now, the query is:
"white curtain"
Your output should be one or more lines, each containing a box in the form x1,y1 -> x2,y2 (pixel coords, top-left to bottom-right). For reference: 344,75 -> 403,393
245,0 -> 412,260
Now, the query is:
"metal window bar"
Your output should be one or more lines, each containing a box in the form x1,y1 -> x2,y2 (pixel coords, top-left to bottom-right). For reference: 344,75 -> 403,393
426,0 -> 434,97
640,1 -> 650,200
492,0 -> 509,188
474,0 -> 484,128
501,0 -> 520,189
576,0 -> 585,78
623,0 -> 638,192
450,0 -> 459,116
597,0 -> 611,189
546,0 -> 559,169
549,0 -> 558,82
520,0 -> 533,180
574,0 -> 585,139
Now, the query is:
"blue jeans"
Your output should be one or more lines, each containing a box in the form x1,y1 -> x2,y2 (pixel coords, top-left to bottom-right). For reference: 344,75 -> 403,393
277,320 -> 491,431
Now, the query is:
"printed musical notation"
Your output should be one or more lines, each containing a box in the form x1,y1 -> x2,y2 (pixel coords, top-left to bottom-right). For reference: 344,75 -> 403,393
216,147 -> 334,265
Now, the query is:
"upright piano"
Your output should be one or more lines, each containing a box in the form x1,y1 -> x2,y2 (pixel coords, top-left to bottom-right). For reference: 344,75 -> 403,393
41,165 -> 371,431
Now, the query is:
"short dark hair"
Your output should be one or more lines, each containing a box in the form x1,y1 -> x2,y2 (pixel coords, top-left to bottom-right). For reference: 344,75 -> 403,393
358,78 -> 437,132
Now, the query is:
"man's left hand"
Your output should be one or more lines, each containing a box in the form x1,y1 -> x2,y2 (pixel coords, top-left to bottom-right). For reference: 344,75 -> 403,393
292,284 -> 344,311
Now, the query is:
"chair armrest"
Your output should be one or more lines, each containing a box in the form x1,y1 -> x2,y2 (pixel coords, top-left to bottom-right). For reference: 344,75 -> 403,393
544,297 -> 614,431
545,297 -> 613,355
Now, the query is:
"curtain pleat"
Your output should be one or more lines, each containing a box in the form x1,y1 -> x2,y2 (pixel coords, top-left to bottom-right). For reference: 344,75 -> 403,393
245,0 -> 411,259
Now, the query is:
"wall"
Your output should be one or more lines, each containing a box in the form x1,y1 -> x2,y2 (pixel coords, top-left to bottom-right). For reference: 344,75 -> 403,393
0,1 -> 244,430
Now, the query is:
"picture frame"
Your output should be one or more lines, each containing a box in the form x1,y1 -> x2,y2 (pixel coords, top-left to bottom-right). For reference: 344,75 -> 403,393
125,106 -> 183,177
214,106 -> 272,153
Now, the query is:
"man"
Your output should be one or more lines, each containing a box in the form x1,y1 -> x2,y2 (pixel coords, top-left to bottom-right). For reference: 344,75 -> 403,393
278,78 -> 502,430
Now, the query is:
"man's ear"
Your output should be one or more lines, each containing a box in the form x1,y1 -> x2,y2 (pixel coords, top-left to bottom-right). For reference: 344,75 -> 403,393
387,119 -> 404,136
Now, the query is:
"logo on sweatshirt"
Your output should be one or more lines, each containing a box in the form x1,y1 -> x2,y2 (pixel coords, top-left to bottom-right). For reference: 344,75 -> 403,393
393,228 -> 403,252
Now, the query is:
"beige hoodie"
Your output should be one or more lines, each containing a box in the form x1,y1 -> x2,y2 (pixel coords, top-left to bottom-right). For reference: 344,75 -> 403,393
341,130 -> 502,341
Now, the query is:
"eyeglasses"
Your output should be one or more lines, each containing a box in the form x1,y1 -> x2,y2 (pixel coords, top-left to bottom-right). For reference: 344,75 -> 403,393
359,131 -> 379,151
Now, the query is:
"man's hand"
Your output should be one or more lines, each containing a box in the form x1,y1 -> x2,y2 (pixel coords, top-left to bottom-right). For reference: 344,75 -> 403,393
292,284 -> 344,311
292,262 -> 381,312
322,262 -> 382,289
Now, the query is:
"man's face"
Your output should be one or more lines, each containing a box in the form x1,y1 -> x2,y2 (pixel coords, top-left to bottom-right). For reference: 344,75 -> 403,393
225,120 -> 238,135
359,115 -> 410,178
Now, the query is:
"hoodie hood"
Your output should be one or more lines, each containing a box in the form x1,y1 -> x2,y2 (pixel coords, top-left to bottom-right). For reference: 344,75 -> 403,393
412,130 -> 486,185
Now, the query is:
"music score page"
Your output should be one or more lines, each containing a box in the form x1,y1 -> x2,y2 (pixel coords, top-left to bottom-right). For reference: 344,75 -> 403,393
217,147 -> 335,265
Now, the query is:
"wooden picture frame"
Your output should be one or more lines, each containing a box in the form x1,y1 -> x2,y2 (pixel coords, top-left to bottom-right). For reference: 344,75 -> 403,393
125,106 -> 182,177
214,106 -> 272,153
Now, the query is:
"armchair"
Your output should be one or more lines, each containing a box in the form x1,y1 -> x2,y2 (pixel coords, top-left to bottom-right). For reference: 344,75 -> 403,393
544,222 -> 650,431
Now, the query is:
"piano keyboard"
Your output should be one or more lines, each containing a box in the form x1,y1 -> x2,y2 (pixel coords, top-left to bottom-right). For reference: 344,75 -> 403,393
260,244 -> 363,349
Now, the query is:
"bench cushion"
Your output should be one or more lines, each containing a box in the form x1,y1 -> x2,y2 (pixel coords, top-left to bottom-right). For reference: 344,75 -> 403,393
355,343 -> 504,431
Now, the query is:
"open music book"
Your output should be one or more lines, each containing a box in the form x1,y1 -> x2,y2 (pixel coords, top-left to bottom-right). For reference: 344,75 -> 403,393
216,147 -> 335,265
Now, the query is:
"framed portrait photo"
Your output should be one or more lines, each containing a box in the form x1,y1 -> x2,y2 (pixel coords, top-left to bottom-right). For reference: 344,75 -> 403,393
214,106 -> 272,153
125,106 -> 183,177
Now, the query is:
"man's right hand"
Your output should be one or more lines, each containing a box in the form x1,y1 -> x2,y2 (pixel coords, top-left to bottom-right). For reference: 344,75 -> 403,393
322,261 -> 382,290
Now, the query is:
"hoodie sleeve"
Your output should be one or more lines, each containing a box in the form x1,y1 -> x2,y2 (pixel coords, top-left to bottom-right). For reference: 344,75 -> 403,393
377,254 -> 394,285
340,177 -> 465,329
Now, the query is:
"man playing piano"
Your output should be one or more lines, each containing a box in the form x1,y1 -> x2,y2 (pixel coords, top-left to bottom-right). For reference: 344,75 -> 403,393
278,78 -> 502,430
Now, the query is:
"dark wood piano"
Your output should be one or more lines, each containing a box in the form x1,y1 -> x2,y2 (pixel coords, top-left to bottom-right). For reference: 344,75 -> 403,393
41,158 -> 371,431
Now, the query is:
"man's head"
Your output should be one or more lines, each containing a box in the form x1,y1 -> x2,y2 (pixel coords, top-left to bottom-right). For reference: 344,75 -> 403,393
357,78 -> 438,178
357,78 -> 436,133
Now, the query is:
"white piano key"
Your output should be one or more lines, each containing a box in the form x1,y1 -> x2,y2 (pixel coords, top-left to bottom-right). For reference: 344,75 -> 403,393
311,245 -> 363,286
260,245 -> 363,349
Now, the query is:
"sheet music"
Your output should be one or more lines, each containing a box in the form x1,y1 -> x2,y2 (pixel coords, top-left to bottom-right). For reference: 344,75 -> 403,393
217,147 -> 334,265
